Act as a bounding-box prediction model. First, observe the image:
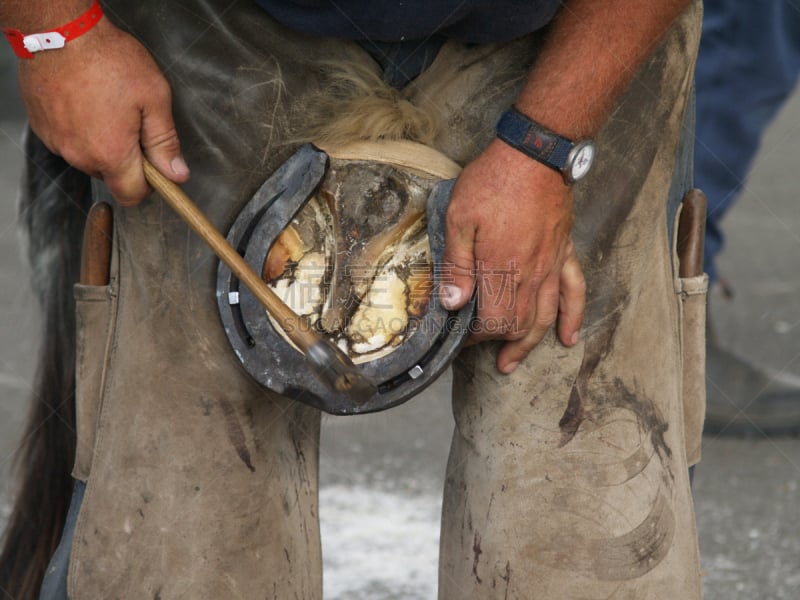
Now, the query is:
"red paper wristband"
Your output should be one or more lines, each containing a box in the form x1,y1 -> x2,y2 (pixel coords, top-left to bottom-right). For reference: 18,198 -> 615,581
3,0 -> 104,59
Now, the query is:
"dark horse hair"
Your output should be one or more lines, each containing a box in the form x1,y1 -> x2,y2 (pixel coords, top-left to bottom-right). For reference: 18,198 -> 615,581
0,130 -> 92,599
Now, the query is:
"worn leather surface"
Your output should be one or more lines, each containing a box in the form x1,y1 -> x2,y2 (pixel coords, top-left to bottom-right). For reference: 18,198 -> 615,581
69,2 -> 340,597
678,273 -> 709,467
71,282 -> 117,482
68,0 -> 704,597
439,3 -> 705,598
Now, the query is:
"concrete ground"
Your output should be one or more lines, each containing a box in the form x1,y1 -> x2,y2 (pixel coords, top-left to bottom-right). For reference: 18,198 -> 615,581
1,44 -> 799,599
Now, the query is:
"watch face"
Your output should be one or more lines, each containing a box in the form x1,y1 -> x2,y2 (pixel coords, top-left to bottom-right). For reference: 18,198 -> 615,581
569,142 -> 596,182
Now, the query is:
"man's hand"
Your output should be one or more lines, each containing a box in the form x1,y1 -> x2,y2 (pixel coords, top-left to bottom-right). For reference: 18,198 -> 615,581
17,17 -> 188,206
440,139 -> 586,374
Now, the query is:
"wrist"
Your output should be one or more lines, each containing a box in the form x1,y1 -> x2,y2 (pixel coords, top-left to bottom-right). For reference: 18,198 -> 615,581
486,138 -> 569,189
495,107 -> 596,184
1,1 -> 93,32
3,0 -> 102,59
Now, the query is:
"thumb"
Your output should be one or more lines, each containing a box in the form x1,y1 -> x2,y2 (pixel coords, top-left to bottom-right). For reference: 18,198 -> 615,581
439,221 -> 476,311
140,84 -> 190,183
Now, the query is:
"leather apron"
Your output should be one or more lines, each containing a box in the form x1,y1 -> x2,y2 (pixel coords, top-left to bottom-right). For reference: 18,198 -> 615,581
65,1 -> 705,597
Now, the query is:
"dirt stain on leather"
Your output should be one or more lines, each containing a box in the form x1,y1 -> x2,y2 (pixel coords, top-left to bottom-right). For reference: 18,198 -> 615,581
597,378 -> 672,467
472,531 -> 483,584
557,303 -> 673,484
218,398 -> 256,473
562,377 -> 672,483
558,385 -> 585,446
536,489 -> 675,581
590,491 -> 675,581
559,296 -> 627,446
499,560 -> 512,599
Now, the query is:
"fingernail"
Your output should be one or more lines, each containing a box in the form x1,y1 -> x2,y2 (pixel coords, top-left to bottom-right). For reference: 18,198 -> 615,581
571,332 -> 580,345
502,361 -> 520,374
440,284 -> 462,309
171,156 -> 190,177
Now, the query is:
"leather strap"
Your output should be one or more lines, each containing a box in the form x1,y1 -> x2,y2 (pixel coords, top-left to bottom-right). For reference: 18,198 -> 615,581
3,0 -> 103,59
495,107 -> 574,173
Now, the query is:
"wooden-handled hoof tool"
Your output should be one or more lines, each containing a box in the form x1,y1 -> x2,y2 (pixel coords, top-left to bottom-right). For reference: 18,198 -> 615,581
142,158 -> 377,403
80,202 -> 114,286
677,188 -> 707,278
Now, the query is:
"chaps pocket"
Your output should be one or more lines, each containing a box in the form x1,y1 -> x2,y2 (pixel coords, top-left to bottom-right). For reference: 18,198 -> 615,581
72,283 -> 117,481
677,274 -> 708,466
673,191 -> 709,467
72,240 -> 117,481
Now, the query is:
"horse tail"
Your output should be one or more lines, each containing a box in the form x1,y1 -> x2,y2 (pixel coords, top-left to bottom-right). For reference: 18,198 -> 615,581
0,130 -> 92,599
300,59 -> 441,146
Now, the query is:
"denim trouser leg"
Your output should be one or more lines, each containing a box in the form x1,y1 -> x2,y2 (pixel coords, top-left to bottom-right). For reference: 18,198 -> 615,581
694,0 -> 800,282
39,481 -> 85,600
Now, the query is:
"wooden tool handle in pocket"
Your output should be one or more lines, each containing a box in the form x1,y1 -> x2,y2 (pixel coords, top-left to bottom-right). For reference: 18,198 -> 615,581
676,189 -> 707,278
80,202 -> 114,286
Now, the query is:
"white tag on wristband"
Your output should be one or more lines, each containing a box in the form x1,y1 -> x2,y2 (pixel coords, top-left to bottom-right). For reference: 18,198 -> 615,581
23,32 -> 66,53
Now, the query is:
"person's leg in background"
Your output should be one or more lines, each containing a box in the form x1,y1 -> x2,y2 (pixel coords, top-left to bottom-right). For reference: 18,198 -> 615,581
695,0 -> 800,435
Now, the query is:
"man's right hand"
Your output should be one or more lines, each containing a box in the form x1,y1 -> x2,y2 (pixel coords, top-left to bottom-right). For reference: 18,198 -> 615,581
17,16 -> 189,206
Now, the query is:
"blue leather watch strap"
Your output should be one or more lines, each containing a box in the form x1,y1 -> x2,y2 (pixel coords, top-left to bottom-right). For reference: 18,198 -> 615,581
495,108 -> 574,172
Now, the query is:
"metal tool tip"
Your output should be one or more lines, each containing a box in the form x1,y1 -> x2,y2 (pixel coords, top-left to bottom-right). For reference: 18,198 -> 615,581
306,339 -> 377,404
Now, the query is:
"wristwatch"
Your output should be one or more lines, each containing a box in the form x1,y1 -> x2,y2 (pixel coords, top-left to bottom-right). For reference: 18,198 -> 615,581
495,107 -> 596,184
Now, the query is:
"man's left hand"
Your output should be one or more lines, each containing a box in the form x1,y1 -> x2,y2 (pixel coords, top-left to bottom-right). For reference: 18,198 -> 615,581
440,139 -> 586,374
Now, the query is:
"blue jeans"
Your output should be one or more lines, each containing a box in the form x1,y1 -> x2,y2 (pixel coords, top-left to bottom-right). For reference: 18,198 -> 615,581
694,0 -> 800,282
695,0 -> 800,281
39,480 -> 85,600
